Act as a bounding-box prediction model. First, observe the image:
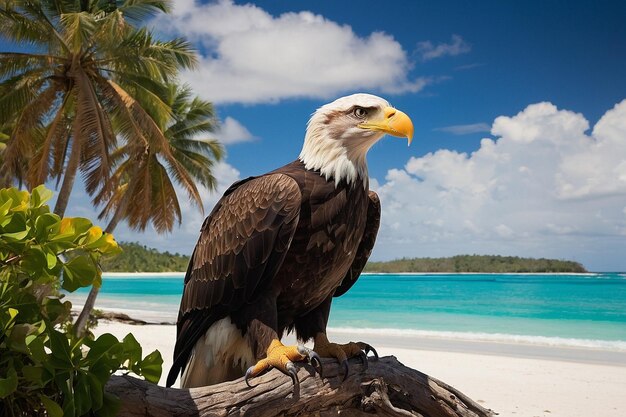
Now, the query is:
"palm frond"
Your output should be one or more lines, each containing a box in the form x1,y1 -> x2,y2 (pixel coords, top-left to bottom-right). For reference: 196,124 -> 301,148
72,65 -> 115,195
6,80 -> 62,187
105,79 -> 169,150
0,52 -> 67,79
0,5 -> 56,46
0,70 -> 52,125
162,151 -> 202,210
29,91 -> 72,186
94,160 -> 133,216
169,147 -> 218,190
111,73 -> 173,127
60,11 -> 97,53
117,0 -> 170,23
0,1 -> 71,53
49,97 -> 74,183
126,157 -> 180,233
147,37 -> 198,72
89,7 -> 129,50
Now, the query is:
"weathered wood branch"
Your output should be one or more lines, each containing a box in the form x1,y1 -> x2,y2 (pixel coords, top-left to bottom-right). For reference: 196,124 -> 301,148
106,356 -> 495,417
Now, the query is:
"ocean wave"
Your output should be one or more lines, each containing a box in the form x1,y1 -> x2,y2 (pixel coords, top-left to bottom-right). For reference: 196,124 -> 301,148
327,326 -> 626,351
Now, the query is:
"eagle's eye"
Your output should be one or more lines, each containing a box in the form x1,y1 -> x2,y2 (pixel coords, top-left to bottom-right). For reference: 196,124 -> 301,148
353,107 -> 368,119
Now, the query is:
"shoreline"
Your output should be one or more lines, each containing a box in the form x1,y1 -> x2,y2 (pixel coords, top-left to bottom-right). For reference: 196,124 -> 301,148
81,303 -> 626,362
101,271 -> 602,277
325,329 -> 626,367
102,271 -> 186,277
70,299 -> 626,353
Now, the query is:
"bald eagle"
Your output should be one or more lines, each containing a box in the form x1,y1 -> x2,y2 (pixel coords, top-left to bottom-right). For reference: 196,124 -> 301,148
166,94 -> 413,389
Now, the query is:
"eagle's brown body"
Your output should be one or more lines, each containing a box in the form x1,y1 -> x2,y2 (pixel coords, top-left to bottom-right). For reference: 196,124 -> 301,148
166,93 -> 413,388
166,159 -> 380,387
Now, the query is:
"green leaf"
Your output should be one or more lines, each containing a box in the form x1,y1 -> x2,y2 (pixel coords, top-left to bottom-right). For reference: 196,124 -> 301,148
8,323 -> 38,353
63,394 -> 76,417
35,213 -> 60,242
0,308 -> 18,335
48,329 -> 73,368
31,185 -> 54,208
122,333 -> 142,368
0,210 -> 29,239
74,372 -> 92,416
21,246 -> 48,273
85,333 -> 120,363
0,199 -> 11,220
52,217 -> 93,242
46,250 -> 58,269
22,365 -> 44,385
28,335 -> 48,363
139,350 -> 163,384
0,365 -> 17,398
40,395 -> 64,417
26,320 -> 47,345
87,372 -> 103,411
62,255 -> 98,292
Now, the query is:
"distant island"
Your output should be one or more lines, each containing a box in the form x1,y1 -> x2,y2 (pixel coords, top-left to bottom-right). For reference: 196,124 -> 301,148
102,242 -> 190,272
364,255 -> 587,273
104,243 -> 587,274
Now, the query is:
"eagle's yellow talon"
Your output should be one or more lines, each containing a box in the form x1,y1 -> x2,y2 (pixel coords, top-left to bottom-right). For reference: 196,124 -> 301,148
314,333 -> 377,381
245,339 -> 321,388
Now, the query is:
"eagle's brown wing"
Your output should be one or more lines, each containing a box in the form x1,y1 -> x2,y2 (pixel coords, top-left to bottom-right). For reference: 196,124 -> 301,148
333,191 -> 380,298
166,174 -> 301,387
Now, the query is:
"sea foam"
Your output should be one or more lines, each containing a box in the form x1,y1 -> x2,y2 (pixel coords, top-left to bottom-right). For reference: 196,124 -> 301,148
328,327 -> 626,351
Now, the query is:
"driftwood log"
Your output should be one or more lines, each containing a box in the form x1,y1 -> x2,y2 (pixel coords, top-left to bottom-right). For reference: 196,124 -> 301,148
106,356 -> 495,416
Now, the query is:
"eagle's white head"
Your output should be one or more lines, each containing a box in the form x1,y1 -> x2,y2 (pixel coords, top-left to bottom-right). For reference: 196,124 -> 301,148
299,93 -> 414,187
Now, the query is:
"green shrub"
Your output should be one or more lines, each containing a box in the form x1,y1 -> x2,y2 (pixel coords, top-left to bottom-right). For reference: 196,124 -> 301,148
0,186 -> 162,416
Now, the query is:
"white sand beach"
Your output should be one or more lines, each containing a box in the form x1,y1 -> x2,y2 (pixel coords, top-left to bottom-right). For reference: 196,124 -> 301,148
94,321 -> 626,417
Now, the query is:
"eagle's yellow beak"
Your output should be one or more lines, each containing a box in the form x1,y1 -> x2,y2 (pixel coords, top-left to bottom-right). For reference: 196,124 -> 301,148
358,107 -> 414,145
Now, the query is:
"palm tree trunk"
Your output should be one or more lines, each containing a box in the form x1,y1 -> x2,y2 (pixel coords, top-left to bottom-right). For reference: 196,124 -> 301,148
53,139 -> 81,217
74,194 -> 130,336
104,200 -> 127,233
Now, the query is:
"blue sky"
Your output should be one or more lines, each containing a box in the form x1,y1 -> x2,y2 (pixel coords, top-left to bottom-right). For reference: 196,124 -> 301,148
209,0 -> 626,179
5,1 -> 626,271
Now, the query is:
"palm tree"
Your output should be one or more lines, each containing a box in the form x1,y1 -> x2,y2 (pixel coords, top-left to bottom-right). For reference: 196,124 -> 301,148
0,0 -> 197,216
97,83 -> 224,234
73,83 -> 224,335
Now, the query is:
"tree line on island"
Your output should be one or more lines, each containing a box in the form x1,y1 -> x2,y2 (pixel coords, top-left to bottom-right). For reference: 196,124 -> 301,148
364,254 -> 587,273
104,242 -> 587,273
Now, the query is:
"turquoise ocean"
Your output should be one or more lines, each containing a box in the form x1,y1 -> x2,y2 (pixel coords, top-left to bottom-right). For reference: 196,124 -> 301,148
70,273 -> 626,350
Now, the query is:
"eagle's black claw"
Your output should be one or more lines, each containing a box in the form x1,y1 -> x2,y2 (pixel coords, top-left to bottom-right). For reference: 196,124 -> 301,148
361,343 -> 379,360
358,351 -> 368,370
286,361 -> 300,388
297,345 -> 324,378
309,351 -> 324,378
245,366 -> 257,388
341,359 -> 349,382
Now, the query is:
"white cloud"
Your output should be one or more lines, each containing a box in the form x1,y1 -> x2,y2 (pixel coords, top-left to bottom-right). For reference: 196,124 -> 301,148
213,117 -> 255,145
417,34 -> 471,61
153,0 -> 429,104
372,100 -> 626,271
434,122 -> 491,135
